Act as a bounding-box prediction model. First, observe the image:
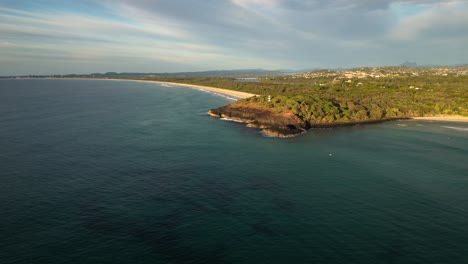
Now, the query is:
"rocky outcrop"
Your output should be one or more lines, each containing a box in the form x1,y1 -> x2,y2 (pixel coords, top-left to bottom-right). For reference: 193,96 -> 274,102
209,101 -> 409,138
208,102 -> 307,137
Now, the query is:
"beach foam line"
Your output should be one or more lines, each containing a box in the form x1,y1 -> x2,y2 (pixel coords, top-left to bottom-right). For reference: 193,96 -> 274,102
144,80 -> 257,99
220,117 -> 244,123
56,78 -> 257,100
412,116 -> 468,123
194,88 -> 237,101
441,126 -> 468,131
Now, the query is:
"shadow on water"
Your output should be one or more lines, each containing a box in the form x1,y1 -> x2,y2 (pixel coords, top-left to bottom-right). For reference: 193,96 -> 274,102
76,161 -> 298,263
271,196 -> 295,212
80,204 -> 228,263
250,219 -> 278,237
376,239 -> 407,264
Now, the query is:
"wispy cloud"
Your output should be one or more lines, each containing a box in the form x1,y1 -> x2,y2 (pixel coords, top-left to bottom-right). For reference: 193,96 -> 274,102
0,0 -> 467,75
0,41 -> 18,48
388,2 -> 468,41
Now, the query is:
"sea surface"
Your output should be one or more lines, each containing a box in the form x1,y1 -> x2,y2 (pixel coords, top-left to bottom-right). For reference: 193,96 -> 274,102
1,79 -> 467,264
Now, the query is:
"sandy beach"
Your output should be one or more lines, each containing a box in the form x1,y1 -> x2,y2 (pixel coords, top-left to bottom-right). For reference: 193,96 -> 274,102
412,115 -> 468,123
151,81 -> 257,99
106,78 -> 257,100
43,77 -> 257,100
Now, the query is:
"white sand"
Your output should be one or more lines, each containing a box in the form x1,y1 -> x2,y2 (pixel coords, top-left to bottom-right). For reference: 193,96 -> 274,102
412,115 -> 468,123
106,78 -> 258,99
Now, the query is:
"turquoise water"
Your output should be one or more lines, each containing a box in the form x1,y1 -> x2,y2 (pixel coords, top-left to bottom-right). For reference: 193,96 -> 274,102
0,79 -> 467,264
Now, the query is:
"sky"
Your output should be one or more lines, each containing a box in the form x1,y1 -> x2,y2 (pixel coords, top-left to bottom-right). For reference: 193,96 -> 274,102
1,0 -> 467,75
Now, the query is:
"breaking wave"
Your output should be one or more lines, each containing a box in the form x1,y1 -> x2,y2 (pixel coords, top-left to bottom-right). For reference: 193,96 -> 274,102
442,126 -> 468,131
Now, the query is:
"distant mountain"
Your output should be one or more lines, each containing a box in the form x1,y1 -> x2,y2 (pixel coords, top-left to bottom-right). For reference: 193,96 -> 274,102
400,61 -> 418,67
276,68 -> 321,74
62,69 -> 285,78
6,65 -> 468,78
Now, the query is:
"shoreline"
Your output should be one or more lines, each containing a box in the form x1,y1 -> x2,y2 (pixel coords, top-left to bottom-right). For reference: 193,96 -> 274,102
6,78 -> 467,136
147,80 -> 257,100
63,77 -> 257,100
209,106 -> 413,137
412,115 -> 468,123
4,77 -> 258,100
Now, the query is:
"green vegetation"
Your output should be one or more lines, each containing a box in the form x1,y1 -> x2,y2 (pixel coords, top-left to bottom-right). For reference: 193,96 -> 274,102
146,66 -> 468,123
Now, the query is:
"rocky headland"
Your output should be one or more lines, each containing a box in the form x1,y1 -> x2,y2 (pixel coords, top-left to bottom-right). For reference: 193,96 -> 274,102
208,101 -> 306,137
51,66 -> 466,138
208,100 -> 408,137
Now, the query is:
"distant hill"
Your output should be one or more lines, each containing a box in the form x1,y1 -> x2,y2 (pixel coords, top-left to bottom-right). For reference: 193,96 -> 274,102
62,69 -> 285,78
400,61 -> 418,67
4,65 -> 468,78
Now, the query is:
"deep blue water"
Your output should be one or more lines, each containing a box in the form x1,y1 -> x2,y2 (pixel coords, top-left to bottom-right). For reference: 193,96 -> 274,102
1,79 -> 467,264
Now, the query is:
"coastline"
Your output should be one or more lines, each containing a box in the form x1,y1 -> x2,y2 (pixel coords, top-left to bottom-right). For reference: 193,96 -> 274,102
10,78 -> 466,137
412,115 -> 468,123
209,105 -> 412,137
30,77 -> 257,100
96,78 -> 257,100
148,80 -> 257,100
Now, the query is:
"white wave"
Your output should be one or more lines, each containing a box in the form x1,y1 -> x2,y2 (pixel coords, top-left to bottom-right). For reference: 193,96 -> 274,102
195,88 -> 237,101
160,84 -> 173,87
396,124 -> 408,127
441,126 -> 468,131
220,118 -> 244,123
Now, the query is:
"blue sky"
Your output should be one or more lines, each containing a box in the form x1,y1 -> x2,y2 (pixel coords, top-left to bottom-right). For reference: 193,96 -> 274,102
1,0 -> 467,75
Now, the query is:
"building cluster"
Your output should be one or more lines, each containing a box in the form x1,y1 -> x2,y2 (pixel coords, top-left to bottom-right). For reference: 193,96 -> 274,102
289,66 -> 468,80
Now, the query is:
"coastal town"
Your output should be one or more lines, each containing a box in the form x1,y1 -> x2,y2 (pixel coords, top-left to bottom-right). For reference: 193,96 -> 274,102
288,66 -> 468,80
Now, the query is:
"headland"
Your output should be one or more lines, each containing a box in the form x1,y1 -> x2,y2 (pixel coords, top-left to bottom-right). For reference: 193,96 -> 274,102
21,65 -> 467,138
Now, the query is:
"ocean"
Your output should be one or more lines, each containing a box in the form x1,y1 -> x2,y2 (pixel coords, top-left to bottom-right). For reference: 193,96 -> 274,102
1,79 -> 467,264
